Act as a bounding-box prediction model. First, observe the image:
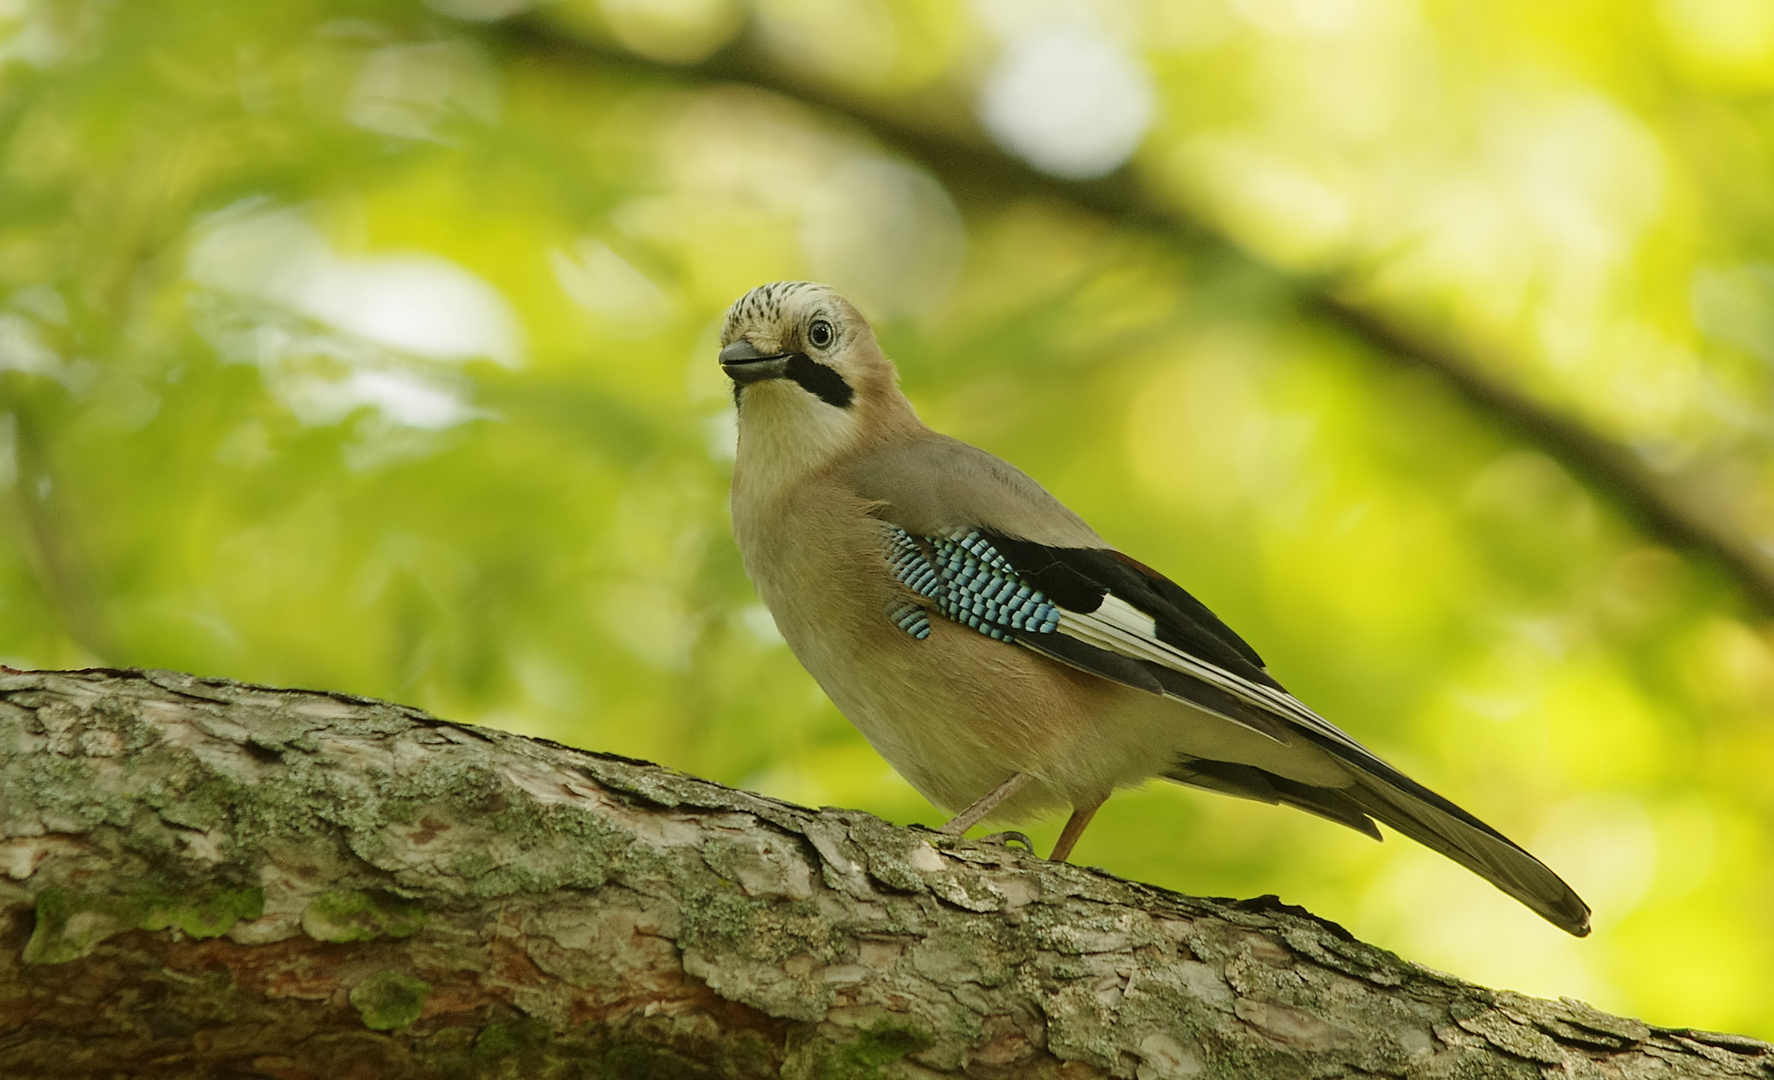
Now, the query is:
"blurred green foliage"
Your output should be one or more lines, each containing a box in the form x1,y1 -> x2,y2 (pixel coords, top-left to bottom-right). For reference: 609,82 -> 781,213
4,0 -> 1774,1037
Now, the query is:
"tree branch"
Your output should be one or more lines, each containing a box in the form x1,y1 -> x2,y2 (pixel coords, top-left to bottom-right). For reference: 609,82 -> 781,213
493,19 -> 1774,616
1,667 -> 1765,1077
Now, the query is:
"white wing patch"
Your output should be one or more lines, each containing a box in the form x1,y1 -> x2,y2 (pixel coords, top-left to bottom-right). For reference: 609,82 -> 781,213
1091,594 -> 1158,639
1056,598 -> 1370,755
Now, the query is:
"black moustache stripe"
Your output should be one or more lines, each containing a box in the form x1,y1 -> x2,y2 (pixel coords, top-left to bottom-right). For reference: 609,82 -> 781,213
783,353 -> 854,409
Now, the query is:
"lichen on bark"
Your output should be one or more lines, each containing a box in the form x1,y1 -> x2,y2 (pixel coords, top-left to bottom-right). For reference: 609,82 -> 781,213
352,969 -> 433,1031
0,667 -> 1768,1079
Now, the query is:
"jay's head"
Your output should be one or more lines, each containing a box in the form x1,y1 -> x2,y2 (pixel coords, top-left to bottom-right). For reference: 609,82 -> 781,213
713,280 -> 901,418
716,281 -> 922,471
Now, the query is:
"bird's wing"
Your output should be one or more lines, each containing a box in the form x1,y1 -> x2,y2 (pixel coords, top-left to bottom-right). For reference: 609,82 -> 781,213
878,521 -> 1358,748
857,450 -> 1590,935
853,436 -> 1310,743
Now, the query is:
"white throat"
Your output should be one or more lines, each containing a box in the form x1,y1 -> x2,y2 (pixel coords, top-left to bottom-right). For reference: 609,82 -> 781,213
732,380 -> 861,511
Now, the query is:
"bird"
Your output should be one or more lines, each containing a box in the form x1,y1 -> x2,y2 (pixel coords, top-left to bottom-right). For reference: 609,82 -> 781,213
718,279 -> 1591,937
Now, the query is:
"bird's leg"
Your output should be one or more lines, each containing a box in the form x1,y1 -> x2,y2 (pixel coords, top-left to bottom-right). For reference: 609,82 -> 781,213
1048,797 -> 1105,862
939,772 -> 1034,836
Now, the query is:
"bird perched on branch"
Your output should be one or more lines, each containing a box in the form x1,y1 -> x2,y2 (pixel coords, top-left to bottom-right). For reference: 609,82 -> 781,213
718,280 -> 1591,937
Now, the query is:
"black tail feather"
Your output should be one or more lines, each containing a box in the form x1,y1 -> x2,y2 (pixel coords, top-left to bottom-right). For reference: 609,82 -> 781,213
1166,759 -> 1383,840
1338,766 -> 1592,936
1165,754 -> 1592,937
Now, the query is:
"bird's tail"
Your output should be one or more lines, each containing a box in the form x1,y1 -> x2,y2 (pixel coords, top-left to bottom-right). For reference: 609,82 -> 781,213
1166,752 -> 1591,937
1335,759 -> 1591,936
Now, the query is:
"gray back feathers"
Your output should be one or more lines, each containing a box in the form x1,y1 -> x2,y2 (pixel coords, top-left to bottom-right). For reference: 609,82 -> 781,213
849,434 -> 1108,550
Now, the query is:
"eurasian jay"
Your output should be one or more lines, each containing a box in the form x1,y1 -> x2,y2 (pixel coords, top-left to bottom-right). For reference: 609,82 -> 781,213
719,280 -> 1591,937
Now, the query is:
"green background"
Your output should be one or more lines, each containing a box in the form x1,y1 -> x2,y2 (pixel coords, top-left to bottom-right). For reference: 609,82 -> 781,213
4,0 -> 1773,1036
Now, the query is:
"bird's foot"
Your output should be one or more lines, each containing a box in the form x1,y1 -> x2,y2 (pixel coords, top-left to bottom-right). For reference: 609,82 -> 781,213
974,830 -> 1035,852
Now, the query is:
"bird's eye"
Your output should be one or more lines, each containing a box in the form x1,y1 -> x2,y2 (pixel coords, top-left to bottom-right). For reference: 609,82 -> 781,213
808,320 -> 834,349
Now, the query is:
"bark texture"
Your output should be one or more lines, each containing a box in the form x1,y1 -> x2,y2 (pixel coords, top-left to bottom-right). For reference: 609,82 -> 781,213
0,667 -> 1766,1079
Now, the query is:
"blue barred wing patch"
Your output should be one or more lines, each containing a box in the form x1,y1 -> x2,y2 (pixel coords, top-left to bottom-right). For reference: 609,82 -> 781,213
885,527 -> 1061,642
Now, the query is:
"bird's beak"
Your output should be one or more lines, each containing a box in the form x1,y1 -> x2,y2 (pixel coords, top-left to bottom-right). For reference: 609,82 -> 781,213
719,339 -> 791,384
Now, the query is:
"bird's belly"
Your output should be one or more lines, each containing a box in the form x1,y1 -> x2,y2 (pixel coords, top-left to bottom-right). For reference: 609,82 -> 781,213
784,609 -> 1123,815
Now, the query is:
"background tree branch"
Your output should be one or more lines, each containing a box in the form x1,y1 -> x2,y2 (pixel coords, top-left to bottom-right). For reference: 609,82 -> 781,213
496,18 -> 1774,616
1,667 -> 1765,1078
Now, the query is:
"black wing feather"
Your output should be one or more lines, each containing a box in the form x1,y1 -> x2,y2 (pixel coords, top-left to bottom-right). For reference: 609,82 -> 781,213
1018,630 -> 1294,743
960,531 -> 1294,742
981,532 -> 1282,692
1019,627 -> 1165,695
